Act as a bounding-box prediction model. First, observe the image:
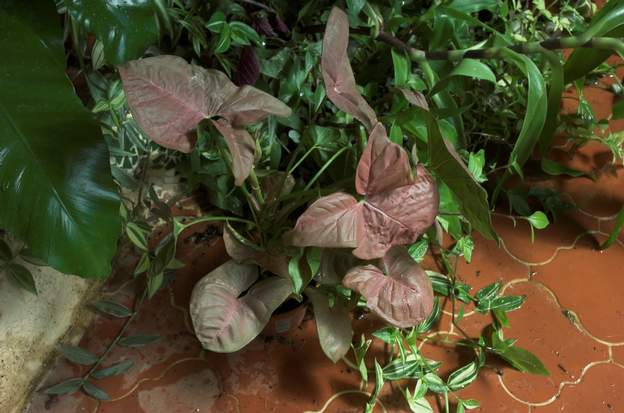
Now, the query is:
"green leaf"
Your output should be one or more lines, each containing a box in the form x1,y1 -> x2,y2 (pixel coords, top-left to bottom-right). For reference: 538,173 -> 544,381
427,115 -> 497,241
0,239 -> 12,261
501,48 -> 547,177
564,0 -> 624,83
541,158 -> 590,178
45,378 -> 83,395
5,263 -> 37,295
372,327 -> 397,344
537,51 -> 564,155
260,48 -> 290,78
477,295 -> 526,313
527,211 -> 549,229
0,3 -> 121,278
147,272 -> 164,299
431,59 -> 496,96
365,360 -> 385,413
599,207 -> 624,250
408,239 -> 429,263
423,372 -> 447,393
496,345 -> 549,376
118,334 -> 160,347
64,0 -> 161,65
206,11 -> 226,33
125,222 -> 148,251
613,98 -> 624,120
214,23 -> 231,54
416,297 -> 441,334
92,360 -> 134,379
448,0 -> 498,13
462,399 -> 480,410
94,300 -> 132,318
447,361 -> 478,390
58,345 -> 98,365
475,282 -> 502,302
82,381 -> 110,400
306,247 -> 322,277
134,253 -> 150,277
288,249 -> 307,294
230,21 -> 261,46
392,50 -> 410,87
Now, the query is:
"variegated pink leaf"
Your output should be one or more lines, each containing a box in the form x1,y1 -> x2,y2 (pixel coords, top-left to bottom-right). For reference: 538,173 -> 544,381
219,85 -> 292,127
211,119 -> 256,185
288,192 -> 361,249
355,123 -> 412,195
190,260 -> 292,352
399,88 -> 429,110
353,165 -> 439,259
342,247 -> 434,328
119,55 -> 235,152
322,7 -> 377,131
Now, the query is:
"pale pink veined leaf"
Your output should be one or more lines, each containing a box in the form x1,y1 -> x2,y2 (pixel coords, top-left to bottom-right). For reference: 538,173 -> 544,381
190,260 -> 292,352
398,88 -> 429,110
342,247 -> 434,328
219,85 -> 292,127
322,7 -> 377,131
211,119 -> 256,185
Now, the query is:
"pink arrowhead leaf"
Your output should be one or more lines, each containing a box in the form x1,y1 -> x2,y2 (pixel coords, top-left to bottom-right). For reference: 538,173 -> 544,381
190,260 -> 292,352
322,7 -> 377,131
120,55 -> 291,183
342,247 -> 434,328
398,88 -> 429,110
288,192 -> 361,249
119,55 -> 235,152
290,127 -> 438,259
355,123 -> 412,195
211,119 -> 256,186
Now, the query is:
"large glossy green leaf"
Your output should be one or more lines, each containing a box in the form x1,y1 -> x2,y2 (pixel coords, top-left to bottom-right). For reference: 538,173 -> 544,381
564,0 -> 624,83
426,115 -> 497,241
64,0 -> 162,66
501,48 -> 547,177
431,59 -> 496,95
0,2 -> 121,277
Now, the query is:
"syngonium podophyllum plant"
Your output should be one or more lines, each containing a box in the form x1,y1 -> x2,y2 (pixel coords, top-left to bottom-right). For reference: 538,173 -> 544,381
120,7 -> 444,361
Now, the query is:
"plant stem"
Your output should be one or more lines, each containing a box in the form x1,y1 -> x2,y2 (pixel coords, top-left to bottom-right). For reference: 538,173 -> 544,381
247,167 -> 265,206
82,288 -> 147,382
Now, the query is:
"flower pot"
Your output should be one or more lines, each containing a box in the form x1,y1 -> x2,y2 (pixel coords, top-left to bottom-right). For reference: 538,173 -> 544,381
261,299 -> 307,337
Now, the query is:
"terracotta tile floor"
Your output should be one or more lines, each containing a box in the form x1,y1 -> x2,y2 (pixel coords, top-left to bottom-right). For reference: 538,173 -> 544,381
24,90 -> 624,412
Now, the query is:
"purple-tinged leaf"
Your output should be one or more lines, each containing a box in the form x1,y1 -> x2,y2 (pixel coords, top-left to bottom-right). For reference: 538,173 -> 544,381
322,7 -> 377,131
251,16 -> 277,37
190,260 -> 292,352
354,166 -> 439,260
343,247 -> 434,328
211,119 -> 256,185
234,46 -> 260,86
306,287 -> 353,362
355,123 -> 411,195
275,15 -> 290,34
288,192 -> 361,249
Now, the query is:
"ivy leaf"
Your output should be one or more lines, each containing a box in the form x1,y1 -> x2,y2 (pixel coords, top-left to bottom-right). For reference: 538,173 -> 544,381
45,378 -> 84,395
82,381 -> 110,401
92,360 -> 134,379
94,300 -> 132,318
58,345 -> 98,366
5,263 -> 37,295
